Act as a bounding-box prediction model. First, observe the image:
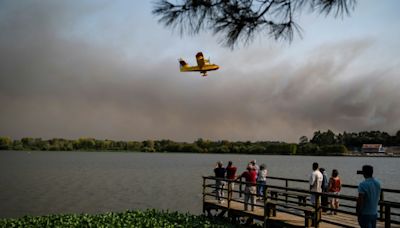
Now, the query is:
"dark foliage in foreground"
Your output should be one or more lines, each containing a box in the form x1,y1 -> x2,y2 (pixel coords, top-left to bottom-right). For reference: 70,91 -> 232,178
0,209 -> 241,228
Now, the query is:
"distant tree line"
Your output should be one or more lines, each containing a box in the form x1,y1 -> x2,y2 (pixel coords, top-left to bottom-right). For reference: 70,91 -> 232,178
309,129 -> 400,147
0,137 -> 297,155
297,130 -> 400,155
1,130 -> 399,155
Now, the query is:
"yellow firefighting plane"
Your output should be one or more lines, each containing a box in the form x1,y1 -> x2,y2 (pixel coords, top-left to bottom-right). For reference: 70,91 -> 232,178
179,52 -> 219,77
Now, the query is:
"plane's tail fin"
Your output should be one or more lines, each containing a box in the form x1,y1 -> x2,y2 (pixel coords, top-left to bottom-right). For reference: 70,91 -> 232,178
179,58 -> 188,67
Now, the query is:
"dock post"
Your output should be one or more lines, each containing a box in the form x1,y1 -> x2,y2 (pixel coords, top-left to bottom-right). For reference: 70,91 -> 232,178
227,180 -> 231,210
285,179 -> 288,204
239,177 -> 243,198
380,191 -> 385,221
384,205 -> 391,228
312,194 -> 321,228
202,177 -> 206,214
263,185 -> 268,228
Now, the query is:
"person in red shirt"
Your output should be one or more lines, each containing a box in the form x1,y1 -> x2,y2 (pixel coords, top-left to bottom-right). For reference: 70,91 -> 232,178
236,165 -> 257,211
226,161 -> 237,199
328,169 -> 342,214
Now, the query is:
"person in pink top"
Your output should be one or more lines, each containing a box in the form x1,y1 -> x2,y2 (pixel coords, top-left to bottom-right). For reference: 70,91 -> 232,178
236,165 -> 257,211
328,169 -> 342,214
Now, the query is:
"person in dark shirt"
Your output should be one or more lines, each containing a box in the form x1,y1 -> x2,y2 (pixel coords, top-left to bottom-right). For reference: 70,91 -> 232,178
226,161 -> 237,199
319,167 -> 329,212
236,165 -> 257,211
214,161 -> 226,203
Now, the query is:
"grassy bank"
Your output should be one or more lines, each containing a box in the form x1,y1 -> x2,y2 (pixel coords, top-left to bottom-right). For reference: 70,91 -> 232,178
0,209 -> 241,228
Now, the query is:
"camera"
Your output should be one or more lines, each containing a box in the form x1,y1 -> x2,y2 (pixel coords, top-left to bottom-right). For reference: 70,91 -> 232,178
356,170 -> 363,175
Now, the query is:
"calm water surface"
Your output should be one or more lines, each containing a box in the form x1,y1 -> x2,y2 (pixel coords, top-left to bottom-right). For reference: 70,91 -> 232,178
0,151 -> 399,218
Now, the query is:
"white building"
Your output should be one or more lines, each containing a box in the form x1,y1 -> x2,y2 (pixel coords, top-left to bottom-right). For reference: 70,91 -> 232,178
361,144 -> 385,153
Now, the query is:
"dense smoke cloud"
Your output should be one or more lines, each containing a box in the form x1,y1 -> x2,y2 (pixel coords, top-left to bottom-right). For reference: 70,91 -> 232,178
0,1 -> 399,142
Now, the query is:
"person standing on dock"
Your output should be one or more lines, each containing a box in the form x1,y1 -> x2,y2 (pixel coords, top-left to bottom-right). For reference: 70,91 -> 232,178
249,160 -> 259,176
356,165 -> 381,228
309,162 -> 323,205
214,161 -> 226,203
236,165 -> 257,211
257,164 -> 268,199
226,161 -> 237,199
319,167 -> 329,212
328,169 -> 341,215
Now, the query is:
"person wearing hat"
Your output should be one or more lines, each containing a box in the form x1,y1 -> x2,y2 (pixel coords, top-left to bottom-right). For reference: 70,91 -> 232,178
236,165 -> 257,211
356,165 -> 381,228
249,160 -> 259,175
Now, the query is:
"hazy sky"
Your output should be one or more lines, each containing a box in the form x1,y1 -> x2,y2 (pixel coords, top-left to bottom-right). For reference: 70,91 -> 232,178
0,1 -> 399,143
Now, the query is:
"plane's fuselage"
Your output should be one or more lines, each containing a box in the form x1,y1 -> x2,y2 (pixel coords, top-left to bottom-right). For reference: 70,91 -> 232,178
179,52 -> 219,76
180,64 -> 219,72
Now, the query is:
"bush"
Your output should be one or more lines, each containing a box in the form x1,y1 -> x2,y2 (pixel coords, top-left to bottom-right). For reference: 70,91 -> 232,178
320,144 -> 348,155
0,136 -> 12,150
0,209 -> 240,228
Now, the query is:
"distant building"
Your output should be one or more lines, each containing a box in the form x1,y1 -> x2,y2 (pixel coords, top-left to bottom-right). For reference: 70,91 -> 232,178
361,144 -> 385,153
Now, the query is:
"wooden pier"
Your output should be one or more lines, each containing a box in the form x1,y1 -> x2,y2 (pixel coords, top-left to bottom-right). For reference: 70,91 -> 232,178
202,176 -> 400,228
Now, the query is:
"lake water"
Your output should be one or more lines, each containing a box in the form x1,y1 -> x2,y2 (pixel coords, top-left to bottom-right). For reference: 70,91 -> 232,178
0,151 -> 399,218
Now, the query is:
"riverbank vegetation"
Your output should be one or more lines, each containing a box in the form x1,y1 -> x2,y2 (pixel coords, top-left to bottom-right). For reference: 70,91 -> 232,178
1,130 -> 399,155
0,209 -> 240,228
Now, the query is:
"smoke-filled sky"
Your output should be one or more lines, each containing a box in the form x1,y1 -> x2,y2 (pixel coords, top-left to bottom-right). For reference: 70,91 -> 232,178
0,1 -> 399,143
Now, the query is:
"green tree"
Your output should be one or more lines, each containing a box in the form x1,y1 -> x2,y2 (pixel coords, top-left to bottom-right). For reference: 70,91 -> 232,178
21,137 -> 37,150
36,139 -> 49,151
48,138 -> 61,151
0,136 -> 12,150
299,136 -> 308,145
195,138 -> 212,153
12,140 -> 24,150
127,141 -> 142,151
110,141 -> 127,151
396,130 -> 400,146
77,138 -> 96,150
320,144 -> 348,155
181,143 -> 203,153
153,0 -> 356,48
298,143 -> 319,155
142,140 -> 156,152
310,130 -> 336,146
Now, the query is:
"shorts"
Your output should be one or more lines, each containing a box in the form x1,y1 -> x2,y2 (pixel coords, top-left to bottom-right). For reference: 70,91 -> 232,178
329,192 -> 340,203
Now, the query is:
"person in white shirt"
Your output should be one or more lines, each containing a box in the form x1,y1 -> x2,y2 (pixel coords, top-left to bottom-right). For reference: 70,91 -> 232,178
257,164 -> 268,199
309,162 -> 323,205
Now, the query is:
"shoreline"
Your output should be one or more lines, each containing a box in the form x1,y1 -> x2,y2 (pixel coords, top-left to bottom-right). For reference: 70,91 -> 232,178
2,149 -> 400,157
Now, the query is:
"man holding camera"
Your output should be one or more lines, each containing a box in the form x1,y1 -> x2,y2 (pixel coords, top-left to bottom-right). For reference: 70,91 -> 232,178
356,165 -> 381,228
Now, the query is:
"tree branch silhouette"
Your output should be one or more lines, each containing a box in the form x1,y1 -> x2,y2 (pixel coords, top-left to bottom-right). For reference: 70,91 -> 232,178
152,0 -> 356,48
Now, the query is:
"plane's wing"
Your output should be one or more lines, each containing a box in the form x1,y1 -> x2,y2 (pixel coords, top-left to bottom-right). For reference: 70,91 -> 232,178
195,52 -> 205,68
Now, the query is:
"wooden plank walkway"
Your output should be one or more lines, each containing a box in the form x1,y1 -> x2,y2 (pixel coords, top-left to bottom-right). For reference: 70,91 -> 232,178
203,176 -> 400,227
205,199 -> 400,227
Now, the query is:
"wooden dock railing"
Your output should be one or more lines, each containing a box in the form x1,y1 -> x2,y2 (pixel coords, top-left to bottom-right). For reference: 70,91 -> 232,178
202,176 -> 400,228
